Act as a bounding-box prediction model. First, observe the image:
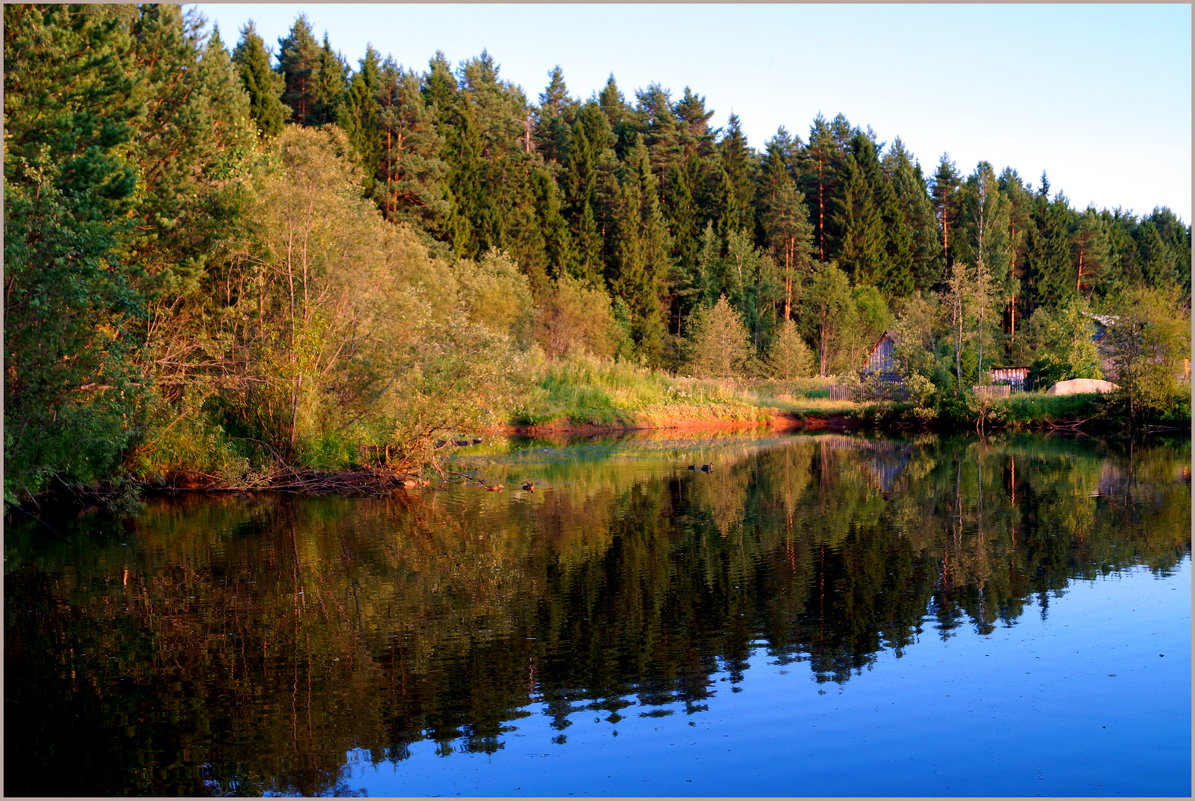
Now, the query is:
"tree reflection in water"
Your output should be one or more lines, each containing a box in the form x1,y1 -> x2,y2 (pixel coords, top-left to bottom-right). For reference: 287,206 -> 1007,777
5,433 -> 1190,795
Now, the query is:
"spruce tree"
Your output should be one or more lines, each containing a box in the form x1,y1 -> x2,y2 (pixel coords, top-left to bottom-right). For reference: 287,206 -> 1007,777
685,295 -> 754,378
767,319 -> 816,380
310,34 -> 347,125
1022,174 -> 1077,312
716,113 -> 757,238
442,95 -> 500,258
232,21 -> 286,137
673,87 -> 721,233
609,135 -> 671,361
126,5 -> 253,287
1135,207 -> 1191,291
662,162 -> 701,332
562,102 -> 612,284
533,65 -> 574,164
834,130 -> 891,290
532,166 -> 576,280
276,14 -> 320,123
883,139 -> 944,291
422,50 -> 458,123
338,45 -> 383,195
597,75 -> 632,154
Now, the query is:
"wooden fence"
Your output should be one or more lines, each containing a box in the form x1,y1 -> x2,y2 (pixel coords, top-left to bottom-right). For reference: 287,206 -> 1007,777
973,384 -> 1012,399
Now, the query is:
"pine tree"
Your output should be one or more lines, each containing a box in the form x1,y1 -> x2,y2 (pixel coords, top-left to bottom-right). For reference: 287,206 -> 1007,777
276,14 -> 320,123
930,153 -> 962,273
997,167 -> 1035,341
799,113 -> 850,263
373,59 -> 450,229
630,83 -> 683,177
759,128 -> 815,322
232,21 -> 286,137
1071,207 -> 1110,297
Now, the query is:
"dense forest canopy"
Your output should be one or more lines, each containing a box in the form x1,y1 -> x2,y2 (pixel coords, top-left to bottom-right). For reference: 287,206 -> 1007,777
4,4 -> 1191,501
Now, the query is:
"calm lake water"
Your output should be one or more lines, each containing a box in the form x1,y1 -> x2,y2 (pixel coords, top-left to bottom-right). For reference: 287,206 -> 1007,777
5,433 -> 1191,797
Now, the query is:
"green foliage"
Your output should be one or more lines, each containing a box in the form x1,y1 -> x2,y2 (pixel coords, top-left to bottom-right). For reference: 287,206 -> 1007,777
1020,300 -> 1102,387
533,276 -> 618,360
804,260 -> 858,375
1102,286 -> 1191,424
455,249 -> 534,347
4,4 -> 146,500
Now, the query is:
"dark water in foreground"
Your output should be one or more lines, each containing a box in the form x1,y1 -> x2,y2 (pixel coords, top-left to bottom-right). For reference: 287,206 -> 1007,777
5,433 -> 1191,797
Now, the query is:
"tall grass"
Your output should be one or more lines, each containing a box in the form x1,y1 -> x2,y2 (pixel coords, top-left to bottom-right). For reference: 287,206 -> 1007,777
511,356 -> 771,426
996,391 -> 1108,424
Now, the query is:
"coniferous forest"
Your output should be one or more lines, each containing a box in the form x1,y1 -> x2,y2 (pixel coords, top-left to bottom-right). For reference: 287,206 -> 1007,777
4,5 -> 1191,502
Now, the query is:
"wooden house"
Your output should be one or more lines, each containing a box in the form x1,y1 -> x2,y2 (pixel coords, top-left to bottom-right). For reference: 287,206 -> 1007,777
989,366 -> 1030,391
860,331 -> 901,382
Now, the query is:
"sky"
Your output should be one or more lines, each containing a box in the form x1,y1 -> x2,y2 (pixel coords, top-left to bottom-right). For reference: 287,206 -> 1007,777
197,3 -> 1192,224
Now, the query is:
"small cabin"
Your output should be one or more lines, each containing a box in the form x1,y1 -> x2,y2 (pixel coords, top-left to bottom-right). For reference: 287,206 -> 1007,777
989,366 -> 1030,391
860,331 -> 901,382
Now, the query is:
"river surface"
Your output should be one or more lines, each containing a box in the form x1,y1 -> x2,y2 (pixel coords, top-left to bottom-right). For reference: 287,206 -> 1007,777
4,432 -> 1191,797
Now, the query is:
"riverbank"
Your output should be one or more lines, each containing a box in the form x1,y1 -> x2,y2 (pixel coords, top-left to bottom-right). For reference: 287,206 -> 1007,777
6,373 -> 1187,514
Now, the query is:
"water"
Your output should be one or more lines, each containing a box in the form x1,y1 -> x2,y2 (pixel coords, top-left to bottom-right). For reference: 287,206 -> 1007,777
4,433 -> 1190,797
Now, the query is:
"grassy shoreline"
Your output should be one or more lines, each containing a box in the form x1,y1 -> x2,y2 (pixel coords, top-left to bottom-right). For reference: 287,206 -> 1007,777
6,361 -> 1187,513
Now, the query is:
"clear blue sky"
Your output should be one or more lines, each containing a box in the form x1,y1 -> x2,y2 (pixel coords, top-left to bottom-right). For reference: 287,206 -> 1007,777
197,3 -> 1191,223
